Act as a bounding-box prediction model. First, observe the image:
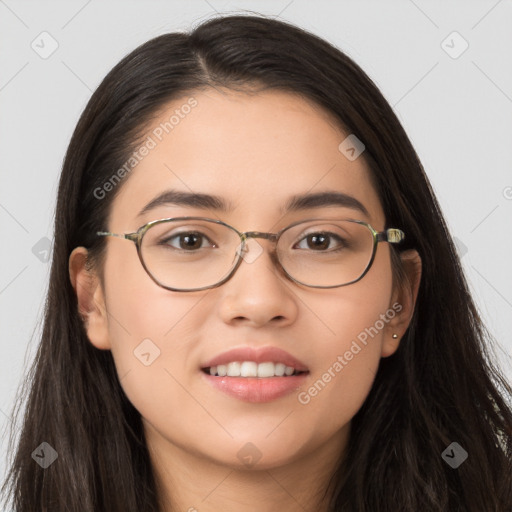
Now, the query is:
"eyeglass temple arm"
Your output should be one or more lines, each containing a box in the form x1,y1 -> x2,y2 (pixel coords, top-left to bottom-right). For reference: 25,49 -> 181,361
96,231 -> 139,242
377,228 -> 405,244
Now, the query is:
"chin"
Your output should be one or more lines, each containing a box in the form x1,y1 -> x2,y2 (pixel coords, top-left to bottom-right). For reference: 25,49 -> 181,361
203,438 -> 307,472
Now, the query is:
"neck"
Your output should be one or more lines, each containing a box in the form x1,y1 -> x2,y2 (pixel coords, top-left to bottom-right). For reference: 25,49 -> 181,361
144,421 -> 349,512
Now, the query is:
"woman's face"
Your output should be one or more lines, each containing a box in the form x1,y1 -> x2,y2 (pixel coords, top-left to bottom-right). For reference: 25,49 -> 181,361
74,88 -> 413,471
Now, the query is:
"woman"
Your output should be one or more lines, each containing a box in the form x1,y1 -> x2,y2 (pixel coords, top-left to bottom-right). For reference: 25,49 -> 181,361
2,13 -> 511,512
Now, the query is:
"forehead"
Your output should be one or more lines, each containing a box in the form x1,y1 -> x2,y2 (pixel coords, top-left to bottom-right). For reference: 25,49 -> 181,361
108,88 -> 385,230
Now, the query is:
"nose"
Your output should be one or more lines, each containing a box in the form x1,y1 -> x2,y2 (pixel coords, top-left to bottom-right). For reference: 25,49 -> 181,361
217,237 -> 298,327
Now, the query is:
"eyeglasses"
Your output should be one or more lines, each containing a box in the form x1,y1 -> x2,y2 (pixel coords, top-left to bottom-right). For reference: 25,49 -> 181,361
96,216 -> 405,292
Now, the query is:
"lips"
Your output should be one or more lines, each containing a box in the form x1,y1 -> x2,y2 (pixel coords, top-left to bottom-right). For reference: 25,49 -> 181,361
200,346 -> 310,402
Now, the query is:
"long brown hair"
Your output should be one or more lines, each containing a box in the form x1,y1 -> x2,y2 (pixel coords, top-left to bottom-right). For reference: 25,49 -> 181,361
2,14 -> 511,511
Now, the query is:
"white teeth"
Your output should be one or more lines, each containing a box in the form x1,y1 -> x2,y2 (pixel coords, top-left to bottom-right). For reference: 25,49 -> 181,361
240,361 -> 258,377
274,363 -> 286,376
206,361 -> 301,378
227,362 -> 241,377
257,362 -> 275,378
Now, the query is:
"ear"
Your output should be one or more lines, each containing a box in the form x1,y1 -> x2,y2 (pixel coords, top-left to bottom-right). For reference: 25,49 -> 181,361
69,247 -> 111,350
381,249 -> 422,358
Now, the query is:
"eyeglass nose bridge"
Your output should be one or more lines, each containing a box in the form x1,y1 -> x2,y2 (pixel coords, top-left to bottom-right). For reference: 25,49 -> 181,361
240,231 -> 279,243
238,230 -> 280,253
236,230 -> 284,270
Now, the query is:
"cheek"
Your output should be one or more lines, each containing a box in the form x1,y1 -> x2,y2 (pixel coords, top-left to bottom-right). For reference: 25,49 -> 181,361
298,334 -> 382,436
102,241 -> 203,351
101,248 -> 206,412
298,251 -> 394,429
102,283 -> 212,449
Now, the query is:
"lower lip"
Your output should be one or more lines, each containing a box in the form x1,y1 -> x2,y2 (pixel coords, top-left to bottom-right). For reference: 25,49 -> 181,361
201,371 -> 309,403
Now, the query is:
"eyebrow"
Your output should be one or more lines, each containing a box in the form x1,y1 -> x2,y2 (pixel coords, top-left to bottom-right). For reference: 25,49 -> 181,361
136,189 -> 369,219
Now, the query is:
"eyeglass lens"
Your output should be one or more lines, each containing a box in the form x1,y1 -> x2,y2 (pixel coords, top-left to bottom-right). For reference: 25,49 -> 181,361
139,218 -> 375,290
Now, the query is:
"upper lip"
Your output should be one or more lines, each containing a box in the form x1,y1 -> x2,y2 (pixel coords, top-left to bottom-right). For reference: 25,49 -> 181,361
201,346 -> 309,372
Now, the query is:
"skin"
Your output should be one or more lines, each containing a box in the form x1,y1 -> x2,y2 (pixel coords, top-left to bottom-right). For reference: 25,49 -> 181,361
69,88 -> 421,512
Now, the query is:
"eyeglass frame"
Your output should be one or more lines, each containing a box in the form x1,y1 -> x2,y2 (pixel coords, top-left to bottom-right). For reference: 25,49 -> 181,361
96,216 -> 405,292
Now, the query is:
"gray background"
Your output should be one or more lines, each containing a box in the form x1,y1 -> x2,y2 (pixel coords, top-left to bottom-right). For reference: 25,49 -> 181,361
1,0 -> 511,498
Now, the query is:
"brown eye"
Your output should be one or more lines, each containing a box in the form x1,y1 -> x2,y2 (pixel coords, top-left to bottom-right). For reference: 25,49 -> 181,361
294,232 -> 347,252
159,232 -> 214,251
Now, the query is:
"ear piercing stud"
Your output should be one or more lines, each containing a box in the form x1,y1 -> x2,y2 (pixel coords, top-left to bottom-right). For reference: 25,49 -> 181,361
392,333 -> 398,339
